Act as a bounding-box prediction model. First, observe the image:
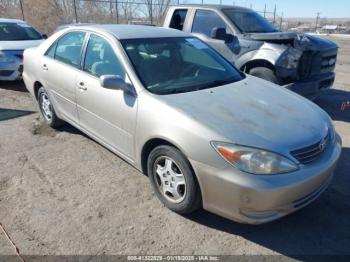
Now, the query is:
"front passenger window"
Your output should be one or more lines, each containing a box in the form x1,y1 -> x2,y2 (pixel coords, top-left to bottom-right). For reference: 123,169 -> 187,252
83,34 -> 125,79
192,10 -> 227,38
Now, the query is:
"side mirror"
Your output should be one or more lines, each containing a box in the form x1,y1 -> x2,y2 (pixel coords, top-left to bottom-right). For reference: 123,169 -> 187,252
211,27 -> 233,42
42,34 -> 48,39
100,75 -> 134,95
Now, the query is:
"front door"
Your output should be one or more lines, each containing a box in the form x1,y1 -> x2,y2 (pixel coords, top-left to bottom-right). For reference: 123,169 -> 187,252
76,34 -> 137,160
191,9 -> 241,64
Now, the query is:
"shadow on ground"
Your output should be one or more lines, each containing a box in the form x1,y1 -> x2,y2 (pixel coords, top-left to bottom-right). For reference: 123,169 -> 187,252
315,89 -> 350,122
187,147 -> 350,257
0,108 -> 35,121
0,80 -> 28,92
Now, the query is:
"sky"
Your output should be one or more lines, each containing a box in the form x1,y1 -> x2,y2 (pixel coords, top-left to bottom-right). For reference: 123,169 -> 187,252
188,0 -> 350,18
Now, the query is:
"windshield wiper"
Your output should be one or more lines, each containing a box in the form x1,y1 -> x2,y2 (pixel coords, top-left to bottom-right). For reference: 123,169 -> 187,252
193,78 -> 236,91
154,78 -> 236,95
156,87 -> 190,95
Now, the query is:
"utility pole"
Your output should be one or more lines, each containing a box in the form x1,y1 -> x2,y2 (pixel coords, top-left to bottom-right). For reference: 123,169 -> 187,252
273,4 -> 277,24
263,4 -> 266,18
315,12 -> 320,32
73,0 -> 78,23
150,0 -> 153,24
19,0 -> 25,20
280,12 -> 283,30
109,0 -> 113,21
115,0 -> 119,24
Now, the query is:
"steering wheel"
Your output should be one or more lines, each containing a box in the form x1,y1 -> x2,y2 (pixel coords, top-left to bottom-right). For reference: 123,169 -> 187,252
179,64 -> 201,78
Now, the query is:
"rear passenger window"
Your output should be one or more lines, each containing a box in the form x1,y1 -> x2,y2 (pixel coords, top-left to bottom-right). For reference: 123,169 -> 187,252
54,31 -> 86,68
83,34 -> 125,78
45,42 -> 56,58
192,10 -> 227,38
169,9 -> 188,31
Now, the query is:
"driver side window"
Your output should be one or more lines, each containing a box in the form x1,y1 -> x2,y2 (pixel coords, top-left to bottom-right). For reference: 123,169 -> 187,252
192,10 -> 227,38
83,34 -> 125,79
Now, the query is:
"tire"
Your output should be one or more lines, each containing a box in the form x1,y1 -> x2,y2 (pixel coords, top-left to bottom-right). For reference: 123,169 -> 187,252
147,145 -> 202,214
249,67 -> 279,84
37,87 -> 64,128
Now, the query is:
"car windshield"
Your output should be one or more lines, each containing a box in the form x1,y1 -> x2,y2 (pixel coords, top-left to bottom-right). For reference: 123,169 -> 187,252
223,9 -> 278,33
0,22 -> 43,41
121,37 -> 243,95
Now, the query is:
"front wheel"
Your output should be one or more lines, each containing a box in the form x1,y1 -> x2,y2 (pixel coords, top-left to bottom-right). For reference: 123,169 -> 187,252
147,145 -> 202,214
38,87 -> 64,128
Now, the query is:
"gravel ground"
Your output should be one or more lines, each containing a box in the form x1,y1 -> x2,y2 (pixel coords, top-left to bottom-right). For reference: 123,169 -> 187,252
0,36 -> 350,260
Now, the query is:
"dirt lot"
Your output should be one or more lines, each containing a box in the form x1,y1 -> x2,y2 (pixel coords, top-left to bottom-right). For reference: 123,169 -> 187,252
1,36 -> 350,260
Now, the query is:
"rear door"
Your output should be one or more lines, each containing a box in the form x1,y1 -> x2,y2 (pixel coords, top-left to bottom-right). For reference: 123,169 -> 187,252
41,31 -> 86,124
75,33 -> 137,160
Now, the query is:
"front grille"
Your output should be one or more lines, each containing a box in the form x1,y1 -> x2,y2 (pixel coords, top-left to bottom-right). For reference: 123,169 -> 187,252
291,131 -> 330,164
321,54 -> 337,70
0,70 -> 14,77
299,48 -> 337,77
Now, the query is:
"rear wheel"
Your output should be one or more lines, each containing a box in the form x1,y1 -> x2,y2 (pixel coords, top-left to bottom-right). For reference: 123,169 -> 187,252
147,145 -> 202,214
38,87 -> 64,128
249,67 -> 279,84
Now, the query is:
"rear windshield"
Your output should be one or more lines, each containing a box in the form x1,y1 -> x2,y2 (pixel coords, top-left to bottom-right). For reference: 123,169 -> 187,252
0,22 -> 43,41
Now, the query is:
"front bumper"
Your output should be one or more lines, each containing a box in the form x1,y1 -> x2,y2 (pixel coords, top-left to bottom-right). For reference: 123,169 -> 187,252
0,60 -> 23,81
284,72 -> 335,99
191,133 -> 342,225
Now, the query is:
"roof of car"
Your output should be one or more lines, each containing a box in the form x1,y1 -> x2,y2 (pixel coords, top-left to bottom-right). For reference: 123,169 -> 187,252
0,18 -> 27,23
72,24 -> 192,39
173,4 -> 251,11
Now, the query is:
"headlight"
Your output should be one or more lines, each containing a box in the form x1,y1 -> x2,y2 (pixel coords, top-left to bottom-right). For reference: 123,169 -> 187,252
212,142 -> 299,175
0,51 -> 15,63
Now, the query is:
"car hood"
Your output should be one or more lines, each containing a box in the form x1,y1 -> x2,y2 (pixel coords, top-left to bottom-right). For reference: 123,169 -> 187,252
0,39 -> 44,51
158,76 -> 329,155
244,32 -> 338,50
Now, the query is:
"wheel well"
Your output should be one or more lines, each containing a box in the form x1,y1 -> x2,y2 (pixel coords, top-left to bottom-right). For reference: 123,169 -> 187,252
241,59 -> 275,73
33,81 -> 43,100
141,138 -> 175,175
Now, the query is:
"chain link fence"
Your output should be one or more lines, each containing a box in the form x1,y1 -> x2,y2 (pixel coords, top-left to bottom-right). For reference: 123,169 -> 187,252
0,0 -> 285,33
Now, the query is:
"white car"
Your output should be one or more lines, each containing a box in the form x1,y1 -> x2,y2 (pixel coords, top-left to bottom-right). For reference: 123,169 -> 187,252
0,18 -> 45,81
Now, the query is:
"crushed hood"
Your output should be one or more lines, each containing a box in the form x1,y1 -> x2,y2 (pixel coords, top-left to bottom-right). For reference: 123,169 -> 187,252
159,76 -> 329,155
244,32 -> 338,50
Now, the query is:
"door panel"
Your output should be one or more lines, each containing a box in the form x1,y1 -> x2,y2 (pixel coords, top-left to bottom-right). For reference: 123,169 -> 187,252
41,31 -> 86,124
41,57 -> 79,123
76,74 -> 137,159
76,34 -> 137,159
191,9 -> 242,64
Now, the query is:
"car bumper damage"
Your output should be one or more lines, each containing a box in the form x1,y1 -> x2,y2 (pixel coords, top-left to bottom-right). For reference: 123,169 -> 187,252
270,33 -> 338,98
191,134 -> 342,225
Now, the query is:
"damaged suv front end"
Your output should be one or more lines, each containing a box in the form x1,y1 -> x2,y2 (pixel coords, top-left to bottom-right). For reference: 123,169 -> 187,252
220,6 -> 338,99
250,32 -> 338,98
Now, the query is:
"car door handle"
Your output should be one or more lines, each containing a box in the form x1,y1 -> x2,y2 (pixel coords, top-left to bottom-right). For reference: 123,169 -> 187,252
78,82 -> 87,91
42,64 -> 48,71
